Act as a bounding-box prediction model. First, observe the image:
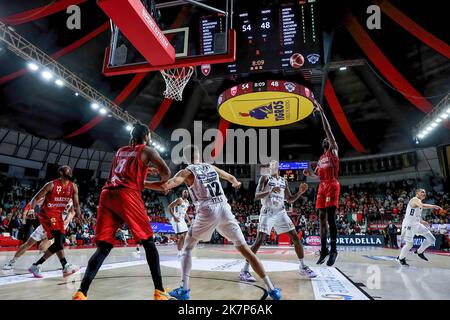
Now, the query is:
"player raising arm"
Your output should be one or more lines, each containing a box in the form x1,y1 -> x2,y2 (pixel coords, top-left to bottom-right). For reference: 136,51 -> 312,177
146,145 -> 282,300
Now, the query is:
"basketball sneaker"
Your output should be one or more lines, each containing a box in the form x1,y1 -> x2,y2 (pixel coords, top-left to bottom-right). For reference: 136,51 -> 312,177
28,264 -> 43,278
396,256 -> 409,266
299,266 -> 317,279
63,263 -> 80,278
169,287 -> 190,300
316,248 -> 329,265
154,289 -> 177,300
72,291 -> 87,300
414,250 -> 429,261
267,288 -> 282,300
2,261 -> 15,270
239,270 -> 256,282
326,251 -> 338,266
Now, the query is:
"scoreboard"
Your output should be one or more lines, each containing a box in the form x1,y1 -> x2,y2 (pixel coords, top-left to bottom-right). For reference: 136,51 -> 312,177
200,0 -> 322,78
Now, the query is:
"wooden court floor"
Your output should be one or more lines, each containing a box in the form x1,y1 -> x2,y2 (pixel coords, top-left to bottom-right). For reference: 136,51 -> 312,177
0,244 -> 449,300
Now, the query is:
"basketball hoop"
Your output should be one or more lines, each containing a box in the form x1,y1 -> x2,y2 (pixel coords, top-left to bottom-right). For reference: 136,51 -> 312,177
160,66 -> 194,101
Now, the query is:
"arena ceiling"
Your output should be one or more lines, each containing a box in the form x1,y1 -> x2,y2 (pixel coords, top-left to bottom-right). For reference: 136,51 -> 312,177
0,0 -> 449,162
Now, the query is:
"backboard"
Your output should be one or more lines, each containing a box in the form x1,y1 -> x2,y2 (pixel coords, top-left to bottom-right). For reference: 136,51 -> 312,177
100,0 -> 236,76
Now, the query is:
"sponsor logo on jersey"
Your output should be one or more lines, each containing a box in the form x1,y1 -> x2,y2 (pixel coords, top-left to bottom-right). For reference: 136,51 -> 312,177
230,86 -> 237,96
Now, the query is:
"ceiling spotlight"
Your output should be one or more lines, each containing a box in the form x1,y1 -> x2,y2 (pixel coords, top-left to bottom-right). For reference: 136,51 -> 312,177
440,113 -> 449,119
126,124 -> 133,131
431,123 -> 438,128
55,79 -> 64,86
339,66 -> 347,71
75,92 -> 79,97
27,62 -> 39,72
41,70 -> 53,80
99,108 -> 107,115
91,103 -> 99,110
152,142 -> 156,146
417,134 -> 425,139
447,106 -> 450,114
435,118 -> 442,123
160,147 -> 165,152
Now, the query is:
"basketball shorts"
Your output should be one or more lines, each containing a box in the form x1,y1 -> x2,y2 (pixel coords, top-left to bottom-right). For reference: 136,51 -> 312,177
316,180 -> 340,209
30,225 -> 47,242
95,188 -> 153,245
401,223 -> 431,242
39,210 -> 65,239
189,202 -> 246,246
171,218 -> 188,235
258,208 -> 295,235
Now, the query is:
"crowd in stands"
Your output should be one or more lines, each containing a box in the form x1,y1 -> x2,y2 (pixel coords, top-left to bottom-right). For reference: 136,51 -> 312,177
0,173 -> 448,249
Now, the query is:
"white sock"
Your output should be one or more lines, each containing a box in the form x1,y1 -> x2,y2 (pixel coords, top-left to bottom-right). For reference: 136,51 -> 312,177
263,275 -> 275,291
399,242 -> 413,260
242,261 -> 250,272
299,258 -> 305,268
181,249 -> 192,291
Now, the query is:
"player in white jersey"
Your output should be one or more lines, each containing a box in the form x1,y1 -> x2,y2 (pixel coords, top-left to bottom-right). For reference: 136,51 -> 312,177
240,160 -> 316,282
146,145 -> 282,300
397,188 -> 442,266
3,199 -> 76,271
168,189 -> 192,259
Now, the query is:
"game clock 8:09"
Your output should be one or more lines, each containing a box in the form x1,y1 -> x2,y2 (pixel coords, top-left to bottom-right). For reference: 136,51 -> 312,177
200,0 -> 322,78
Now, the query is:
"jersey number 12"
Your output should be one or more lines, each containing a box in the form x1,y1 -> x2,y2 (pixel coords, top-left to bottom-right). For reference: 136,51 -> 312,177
206,182 -> 222,197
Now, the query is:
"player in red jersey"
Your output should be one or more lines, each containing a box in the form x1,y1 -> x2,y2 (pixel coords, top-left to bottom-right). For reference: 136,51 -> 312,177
303,101 -> 340,266
27,165 -> 82,278
72,123 -> 175,300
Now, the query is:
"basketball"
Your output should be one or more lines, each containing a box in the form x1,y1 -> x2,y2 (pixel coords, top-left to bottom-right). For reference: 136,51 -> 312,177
290,53 -> 305,69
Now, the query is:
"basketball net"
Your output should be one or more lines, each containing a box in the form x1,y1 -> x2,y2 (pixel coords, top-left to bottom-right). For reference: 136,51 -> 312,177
160,66 -> 194,101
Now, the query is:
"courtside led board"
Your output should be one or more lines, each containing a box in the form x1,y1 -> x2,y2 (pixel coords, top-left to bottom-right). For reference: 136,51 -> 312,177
218,81 -> 315,127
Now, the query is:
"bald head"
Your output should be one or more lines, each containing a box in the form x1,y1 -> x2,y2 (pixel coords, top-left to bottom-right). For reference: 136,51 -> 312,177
416,188 -> 426,200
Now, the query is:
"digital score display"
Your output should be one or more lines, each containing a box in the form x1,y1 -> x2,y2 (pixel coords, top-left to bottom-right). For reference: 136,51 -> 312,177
199,15 -> 227,56
200,0 -> 322,78
279,162 -> 309,170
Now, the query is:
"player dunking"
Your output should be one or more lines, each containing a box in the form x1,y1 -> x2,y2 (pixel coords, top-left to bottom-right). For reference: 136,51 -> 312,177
397,188 -> 442,266
27,166 -> 81,278
148,145 -> 282,300
168,190 -> 192,259
3,199 -> 75,271
239,160 -> 316,282
303,102 -> 340,266
72,124 -> 175,300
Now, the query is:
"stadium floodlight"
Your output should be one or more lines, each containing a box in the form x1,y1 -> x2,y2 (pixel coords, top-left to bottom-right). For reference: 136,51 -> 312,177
27,62 -> 39,71
446,106 -> 450,114
126,124 -> 133,131
41,70 -> 53,80
435,118 -> 442,123
55,79 -> 64,87
418,133 -> 425,139
339,66 -> 347,71
91,103 -> 99,110
441,113 -> 449,119
99,108 -> 107,115
430,123 -> 438,128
